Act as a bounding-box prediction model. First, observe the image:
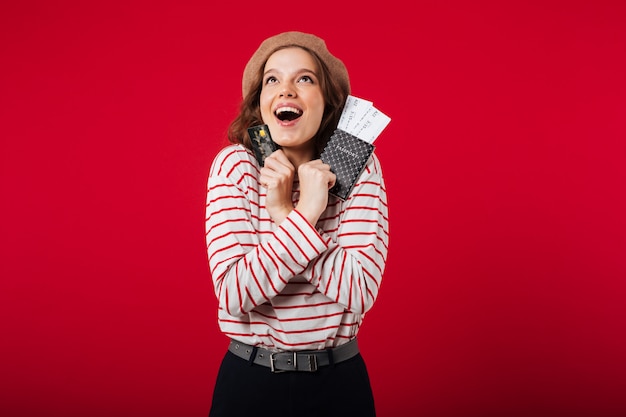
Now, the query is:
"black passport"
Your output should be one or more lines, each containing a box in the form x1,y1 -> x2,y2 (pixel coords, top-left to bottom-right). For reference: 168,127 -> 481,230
320,129 -> 375,200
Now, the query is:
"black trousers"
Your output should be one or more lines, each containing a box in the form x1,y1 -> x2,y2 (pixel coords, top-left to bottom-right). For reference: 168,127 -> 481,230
208,350 -> 376,417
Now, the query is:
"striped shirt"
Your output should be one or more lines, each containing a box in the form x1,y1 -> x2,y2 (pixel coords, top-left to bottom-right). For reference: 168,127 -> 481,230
205,144 -> 389,351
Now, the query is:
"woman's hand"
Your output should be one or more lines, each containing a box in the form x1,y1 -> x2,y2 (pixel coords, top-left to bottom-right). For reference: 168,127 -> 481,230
295,159 -> 336,226
259,150 -> 295,225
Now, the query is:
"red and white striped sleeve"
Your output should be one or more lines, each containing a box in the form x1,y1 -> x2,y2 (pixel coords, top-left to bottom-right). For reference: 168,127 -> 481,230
305,153 -> 390,315
205,145 -> 329,317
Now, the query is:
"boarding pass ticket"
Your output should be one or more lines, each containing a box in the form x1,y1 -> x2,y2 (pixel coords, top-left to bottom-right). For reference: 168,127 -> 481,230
337,95 -> 391,143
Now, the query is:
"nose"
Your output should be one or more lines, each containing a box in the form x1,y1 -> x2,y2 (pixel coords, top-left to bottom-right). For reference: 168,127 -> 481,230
280,85 -> 296,98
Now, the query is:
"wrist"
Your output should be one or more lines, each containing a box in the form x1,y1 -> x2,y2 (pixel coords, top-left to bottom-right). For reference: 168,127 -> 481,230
294,204 -> 320,226
269,205 -> 293,226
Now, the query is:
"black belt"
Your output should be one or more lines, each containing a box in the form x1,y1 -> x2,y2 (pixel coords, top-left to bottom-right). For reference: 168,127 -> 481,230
227,338 -> 360,373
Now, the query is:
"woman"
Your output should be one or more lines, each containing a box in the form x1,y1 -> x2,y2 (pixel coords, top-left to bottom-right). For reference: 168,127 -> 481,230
205,31 -> 389,417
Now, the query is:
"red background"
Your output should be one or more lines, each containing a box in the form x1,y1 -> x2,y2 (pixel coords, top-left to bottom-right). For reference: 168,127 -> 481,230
1,1 -> 625,416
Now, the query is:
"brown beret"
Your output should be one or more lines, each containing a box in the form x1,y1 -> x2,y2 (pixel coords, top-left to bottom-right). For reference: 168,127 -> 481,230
242,31 -> 350,99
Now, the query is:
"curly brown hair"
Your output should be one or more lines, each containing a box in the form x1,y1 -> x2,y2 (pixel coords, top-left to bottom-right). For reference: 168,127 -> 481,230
227,45 -> 347,159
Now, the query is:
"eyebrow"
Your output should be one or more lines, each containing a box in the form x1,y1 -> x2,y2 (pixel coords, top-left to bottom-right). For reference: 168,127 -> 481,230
263,68 -> 319,78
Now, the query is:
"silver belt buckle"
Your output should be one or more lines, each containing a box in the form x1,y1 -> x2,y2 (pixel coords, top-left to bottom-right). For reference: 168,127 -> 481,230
269,352 -> 292,373
270,352 -> 318,372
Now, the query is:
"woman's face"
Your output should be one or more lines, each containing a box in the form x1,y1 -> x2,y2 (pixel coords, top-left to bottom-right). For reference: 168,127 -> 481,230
259,47 -> 325,154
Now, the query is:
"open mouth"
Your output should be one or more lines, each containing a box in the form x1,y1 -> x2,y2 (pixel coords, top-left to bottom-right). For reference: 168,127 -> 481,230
275,106 -> 302,122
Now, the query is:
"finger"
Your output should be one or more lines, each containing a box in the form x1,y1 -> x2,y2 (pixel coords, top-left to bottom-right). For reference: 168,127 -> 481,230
265,156 -> 294,176
327,172 -> 336,189
311,161 -> 333,174
264,149 -> 291,167
259,173 -> 276,188
259,169 -> 277,188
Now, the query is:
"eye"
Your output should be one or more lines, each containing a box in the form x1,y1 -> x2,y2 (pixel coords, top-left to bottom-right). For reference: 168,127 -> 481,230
264,76 -> 278,85
298,75 -> 314,83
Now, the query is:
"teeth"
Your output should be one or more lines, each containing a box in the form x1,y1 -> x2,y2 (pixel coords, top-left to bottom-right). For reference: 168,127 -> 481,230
275,107 -> 302,115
